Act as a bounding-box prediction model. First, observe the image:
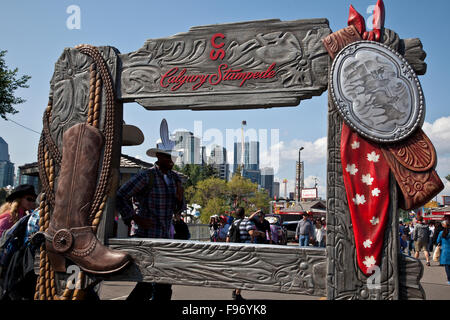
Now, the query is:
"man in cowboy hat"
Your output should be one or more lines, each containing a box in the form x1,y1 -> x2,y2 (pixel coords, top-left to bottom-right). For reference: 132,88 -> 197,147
116,119 -> 185,301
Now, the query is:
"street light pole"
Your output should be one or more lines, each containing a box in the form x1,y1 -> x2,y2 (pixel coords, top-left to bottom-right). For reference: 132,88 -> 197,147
241,120 -> 246,174
297,147 -> 304,203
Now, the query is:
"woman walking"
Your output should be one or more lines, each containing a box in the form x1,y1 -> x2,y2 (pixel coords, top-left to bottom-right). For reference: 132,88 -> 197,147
436,219 -> 450,285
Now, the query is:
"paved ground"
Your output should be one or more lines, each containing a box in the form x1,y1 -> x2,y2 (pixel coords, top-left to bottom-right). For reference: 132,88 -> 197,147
99,249 -> 449,300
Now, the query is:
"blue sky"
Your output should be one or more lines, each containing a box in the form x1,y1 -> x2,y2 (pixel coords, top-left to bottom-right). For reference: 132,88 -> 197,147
1,0 -> 450,201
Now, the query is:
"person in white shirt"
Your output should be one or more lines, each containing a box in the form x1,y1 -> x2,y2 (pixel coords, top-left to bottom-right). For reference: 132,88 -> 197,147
428,222 -> 435,252
314,220 -> 326,248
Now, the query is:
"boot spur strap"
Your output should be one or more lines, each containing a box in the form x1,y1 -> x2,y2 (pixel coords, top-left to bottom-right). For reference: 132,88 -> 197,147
71,235 -> 97,257
53,229 -> 74,253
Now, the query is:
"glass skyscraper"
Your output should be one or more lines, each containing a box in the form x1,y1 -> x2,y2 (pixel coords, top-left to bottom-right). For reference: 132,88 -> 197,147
0,137 -> 15,188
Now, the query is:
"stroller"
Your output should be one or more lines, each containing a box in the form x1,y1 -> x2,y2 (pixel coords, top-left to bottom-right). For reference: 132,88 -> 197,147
0,214 -> 43,300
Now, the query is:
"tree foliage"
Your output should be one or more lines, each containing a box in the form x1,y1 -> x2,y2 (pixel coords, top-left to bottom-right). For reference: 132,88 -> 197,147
446,174 -> 450,182
199,197 -> 228,223
247,189 -> 271,212
175,164 -> 271,222
176,163 -> 218,188
228,174 -> 257,208
0,50 -> 31,119
192,177 -> 228,207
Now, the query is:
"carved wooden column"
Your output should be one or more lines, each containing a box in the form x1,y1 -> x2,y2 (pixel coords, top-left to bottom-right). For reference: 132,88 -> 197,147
325,26 -> 429,300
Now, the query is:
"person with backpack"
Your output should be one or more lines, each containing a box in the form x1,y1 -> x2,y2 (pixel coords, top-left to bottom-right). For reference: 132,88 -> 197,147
413,216 -> 432,266
226,207 -> 262,300
116,120 -> 185,301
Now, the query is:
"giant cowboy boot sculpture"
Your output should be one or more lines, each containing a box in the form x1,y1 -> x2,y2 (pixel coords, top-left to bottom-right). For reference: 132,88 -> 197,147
45,123 -> 131,274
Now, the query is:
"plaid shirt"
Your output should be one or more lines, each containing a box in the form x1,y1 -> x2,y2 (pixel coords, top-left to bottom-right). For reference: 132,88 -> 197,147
116,165 -> 185,238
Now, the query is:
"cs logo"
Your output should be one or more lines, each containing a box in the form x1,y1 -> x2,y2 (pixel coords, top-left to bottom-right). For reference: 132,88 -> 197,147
210,33 -> 226,61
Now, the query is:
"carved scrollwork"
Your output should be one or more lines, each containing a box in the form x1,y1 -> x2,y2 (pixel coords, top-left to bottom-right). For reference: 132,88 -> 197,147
49,47 -> 119,151
118,19 -> 331,109
107,239 -> 327,296
382,148 -> 443,210
388,129 -> 436,172
49,48 -> 91,151
322,25 -> 362,60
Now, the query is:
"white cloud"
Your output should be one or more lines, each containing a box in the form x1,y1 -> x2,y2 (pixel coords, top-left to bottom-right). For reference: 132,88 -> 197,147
422,117 -> 450,202
423,116 -> 450,156
269,137 -> 327,164
440,179 -> 450,200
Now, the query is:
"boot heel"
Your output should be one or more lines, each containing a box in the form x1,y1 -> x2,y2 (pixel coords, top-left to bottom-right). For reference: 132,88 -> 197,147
47,251 -> 67,272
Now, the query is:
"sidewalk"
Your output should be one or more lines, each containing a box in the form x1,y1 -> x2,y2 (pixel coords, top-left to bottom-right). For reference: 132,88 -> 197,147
414,252 -> 450,300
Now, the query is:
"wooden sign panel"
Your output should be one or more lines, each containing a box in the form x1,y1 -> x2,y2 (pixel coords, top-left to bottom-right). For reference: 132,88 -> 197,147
118,19 -> 331,110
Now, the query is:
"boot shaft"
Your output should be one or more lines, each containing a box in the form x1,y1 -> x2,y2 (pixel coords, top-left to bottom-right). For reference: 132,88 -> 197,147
50,123 -> 104,231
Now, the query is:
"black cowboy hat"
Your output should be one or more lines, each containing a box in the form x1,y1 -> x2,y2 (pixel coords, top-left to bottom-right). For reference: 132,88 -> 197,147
6,184 -> 37,202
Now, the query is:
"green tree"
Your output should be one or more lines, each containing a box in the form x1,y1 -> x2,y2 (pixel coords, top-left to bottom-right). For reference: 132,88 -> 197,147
192,177 -> 228,207
446,174 -> 450,182
184,185 -> 197,204
200,197 -> 228,223
228,175 -> 258,209
247,189 -> 271,212
177,164 -> 218,188
0,50 -> 31,119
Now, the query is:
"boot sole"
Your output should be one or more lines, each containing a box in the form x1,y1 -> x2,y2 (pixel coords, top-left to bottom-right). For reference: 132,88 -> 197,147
48,250 -> 132,275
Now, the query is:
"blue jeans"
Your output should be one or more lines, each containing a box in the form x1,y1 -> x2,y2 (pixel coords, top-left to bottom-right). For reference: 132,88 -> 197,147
406,240 -> 411,256
299,235 -> 309,247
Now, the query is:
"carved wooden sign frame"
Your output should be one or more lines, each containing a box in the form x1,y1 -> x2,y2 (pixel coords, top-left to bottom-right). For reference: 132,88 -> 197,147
37,12 -> 433,300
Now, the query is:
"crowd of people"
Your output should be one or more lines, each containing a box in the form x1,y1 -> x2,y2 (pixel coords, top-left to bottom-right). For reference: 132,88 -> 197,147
209,210 -> 284,245
209,209 -> 327,247
399,215 -> 450,284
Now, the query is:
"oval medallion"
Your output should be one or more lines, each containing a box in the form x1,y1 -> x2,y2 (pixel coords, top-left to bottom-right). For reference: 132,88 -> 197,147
330,41 -> 425,143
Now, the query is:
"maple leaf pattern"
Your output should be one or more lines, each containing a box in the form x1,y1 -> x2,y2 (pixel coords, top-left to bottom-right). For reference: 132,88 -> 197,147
353,194 -> 366,205
363,256 -> 376,268
371,188 -> 381,197
351,141 -> 360,149
346,164 -> 358,175
362,173 -> 374,186
367,151 -> 380,163
370,216 -> 380,225
363,239 -> 373,248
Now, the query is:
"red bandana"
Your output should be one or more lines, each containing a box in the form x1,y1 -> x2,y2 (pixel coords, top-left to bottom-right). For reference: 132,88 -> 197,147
341,123 -> 390,275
